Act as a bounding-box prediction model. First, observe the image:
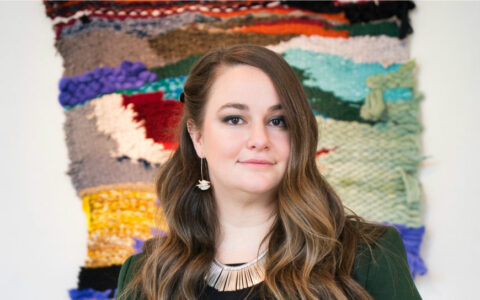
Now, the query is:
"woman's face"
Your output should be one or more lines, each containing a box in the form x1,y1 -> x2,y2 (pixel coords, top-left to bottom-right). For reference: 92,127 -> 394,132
189,64 -> 291,196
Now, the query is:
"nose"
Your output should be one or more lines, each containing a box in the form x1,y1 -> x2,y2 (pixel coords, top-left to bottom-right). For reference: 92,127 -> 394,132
247,121 -> 270,150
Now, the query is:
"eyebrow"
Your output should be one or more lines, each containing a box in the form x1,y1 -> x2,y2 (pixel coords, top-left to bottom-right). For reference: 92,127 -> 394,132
217,102 -> 283,113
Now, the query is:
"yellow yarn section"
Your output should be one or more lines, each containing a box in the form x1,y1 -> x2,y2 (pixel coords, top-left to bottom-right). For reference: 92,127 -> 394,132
81,188 -> 168,267
82,196 -> 92,231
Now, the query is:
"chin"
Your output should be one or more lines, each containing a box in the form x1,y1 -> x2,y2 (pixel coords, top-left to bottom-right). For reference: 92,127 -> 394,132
238,181 -> 278,194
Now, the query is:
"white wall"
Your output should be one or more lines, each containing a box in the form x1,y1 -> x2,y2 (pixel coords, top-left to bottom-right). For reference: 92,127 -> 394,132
410,1 -> 480,299
0,1 -> 478,299
0,1 -> 86,300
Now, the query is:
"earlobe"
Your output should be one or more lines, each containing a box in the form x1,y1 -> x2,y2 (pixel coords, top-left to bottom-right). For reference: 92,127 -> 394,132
187,120 -> 204,158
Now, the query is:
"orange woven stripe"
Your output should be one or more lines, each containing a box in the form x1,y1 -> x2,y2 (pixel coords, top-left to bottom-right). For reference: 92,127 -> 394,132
318,12 -> 349,23
232,23 -> 349,38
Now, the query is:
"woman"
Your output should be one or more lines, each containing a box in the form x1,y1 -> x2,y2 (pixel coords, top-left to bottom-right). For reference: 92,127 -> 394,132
116,44 -> 421,300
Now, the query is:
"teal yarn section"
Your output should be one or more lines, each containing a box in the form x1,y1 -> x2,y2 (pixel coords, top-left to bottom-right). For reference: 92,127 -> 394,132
116,76 -> 186,100
282,49 -> 411,102
384,88 -> 413,101
289,65 -> 369,124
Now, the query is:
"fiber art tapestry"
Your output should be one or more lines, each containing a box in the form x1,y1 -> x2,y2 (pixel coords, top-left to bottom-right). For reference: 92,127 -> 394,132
43,1 -> 426,299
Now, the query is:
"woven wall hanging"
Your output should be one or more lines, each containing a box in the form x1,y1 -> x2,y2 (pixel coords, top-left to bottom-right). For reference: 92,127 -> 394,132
43,1 -> 426,299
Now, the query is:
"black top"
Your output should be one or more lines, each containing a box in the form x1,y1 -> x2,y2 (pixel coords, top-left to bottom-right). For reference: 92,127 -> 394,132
200,284 -> 261,300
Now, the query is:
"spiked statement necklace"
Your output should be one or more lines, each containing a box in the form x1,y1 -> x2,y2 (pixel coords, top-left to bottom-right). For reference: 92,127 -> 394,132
205,249 -> 268,291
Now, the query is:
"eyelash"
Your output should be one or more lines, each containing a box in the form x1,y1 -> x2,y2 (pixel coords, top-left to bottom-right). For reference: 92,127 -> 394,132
222,115 -> 287,128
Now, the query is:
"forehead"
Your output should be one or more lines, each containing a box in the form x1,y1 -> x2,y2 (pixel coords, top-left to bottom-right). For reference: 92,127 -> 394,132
206,64 -> 281,113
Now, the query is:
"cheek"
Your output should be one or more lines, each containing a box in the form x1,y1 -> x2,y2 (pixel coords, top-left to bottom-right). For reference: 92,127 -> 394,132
203,121 -> 243,159
273,131 -> 291,160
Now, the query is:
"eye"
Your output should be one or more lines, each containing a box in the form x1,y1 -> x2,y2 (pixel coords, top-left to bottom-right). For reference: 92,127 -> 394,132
222,115 -> 244,125
269,116 -> 287,128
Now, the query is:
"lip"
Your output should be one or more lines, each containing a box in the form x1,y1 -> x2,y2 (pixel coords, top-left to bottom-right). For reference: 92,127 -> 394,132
239,159 -> 274,165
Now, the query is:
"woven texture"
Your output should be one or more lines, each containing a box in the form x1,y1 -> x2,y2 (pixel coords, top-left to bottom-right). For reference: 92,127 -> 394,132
43,1 -> 425,298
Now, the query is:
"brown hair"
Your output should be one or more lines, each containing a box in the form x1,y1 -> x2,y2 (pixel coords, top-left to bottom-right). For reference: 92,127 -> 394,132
118,44 -> 385,300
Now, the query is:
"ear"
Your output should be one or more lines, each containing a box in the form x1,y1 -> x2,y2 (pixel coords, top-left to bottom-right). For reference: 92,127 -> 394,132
187,119 -> 204,158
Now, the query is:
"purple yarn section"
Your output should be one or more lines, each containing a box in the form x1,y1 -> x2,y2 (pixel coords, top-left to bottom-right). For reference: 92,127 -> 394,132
391,224 -> 427,278
152,227 -> 168,237
68,288 -> 113,300
58,61 -> 157,107
131,237 -> 144,254
131,228 -> 167,253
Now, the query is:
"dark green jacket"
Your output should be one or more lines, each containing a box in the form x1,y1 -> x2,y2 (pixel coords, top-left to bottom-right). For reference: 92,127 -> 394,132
116,226 -> 421,299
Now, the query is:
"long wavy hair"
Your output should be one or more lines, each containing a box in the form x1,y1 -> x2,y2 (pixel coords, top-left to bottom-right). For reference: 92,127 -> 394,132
118,44 -> 385,300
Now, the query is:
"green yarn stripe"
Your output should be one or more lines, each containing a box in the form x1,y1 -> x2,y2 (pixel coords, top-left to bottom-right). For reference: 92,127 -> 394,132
149,55 -> 202,81
332,21 -> 403,38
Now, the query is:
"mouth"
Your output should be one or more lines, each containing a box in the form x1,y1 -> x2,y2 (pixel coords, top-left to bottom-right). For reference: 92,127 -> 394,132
239,159 -> 275,165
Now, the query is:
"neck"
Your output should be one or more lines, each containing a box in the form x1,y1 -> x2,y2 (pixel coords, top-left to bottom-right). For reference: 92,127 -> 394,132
213,186 -> 277,264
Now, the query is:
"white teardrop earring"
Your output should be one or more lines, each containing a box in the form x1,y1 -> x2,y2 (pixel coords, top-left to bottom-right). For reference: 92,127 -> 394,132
196,157 -> 211,191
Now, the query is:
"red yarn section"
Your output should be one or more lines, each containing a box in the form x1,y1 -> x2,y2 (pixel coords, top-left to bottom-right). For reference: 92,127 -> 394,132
316,146 -> 338,157
122,91 -> 183,150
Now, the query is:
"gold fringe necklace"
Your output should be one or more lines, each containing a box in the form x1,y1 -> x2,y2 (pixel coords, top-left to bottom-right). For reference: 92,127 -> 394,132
205,249 -> 268,291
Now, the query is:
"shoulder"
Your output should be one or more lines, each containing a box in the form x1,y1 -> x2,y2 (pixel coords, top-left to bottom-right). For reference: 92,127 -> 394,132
119,252 -> 146,282
117,236 -> 167,299
352,224 -> 422,299
119,252 -> 145,278
116,252 -> 146,300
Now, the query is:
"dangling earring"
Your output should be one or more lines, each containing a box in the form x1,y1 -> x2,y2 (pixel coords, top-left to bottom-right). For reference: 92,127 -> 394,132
196,157 -> 211,190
